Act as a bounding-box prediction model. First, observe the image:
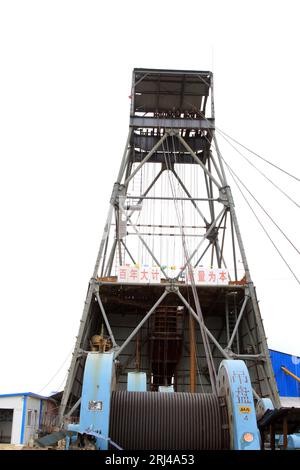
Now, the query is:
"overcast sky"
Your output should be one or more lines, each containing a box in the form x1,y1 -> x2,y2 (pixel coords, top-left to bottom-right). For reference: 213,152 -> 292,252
1,0 -> 300,396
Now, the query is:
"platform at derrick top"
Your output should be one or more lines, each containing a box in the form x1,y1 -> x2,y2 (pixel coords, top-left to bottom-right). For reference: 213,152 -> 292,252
131,68 -> 212,116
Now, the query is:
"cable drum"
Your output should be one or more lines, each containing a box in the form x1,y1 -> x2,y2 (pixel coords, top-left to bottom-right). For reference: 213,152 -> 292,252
109,391 -> 230,450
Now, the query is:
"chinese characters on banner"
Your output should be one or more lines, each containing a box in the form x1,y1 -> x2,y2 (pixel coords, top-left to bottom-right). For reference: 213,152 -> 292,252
118,266 -> 162,284
185,267 -> 229,285
117,266 -> 229,285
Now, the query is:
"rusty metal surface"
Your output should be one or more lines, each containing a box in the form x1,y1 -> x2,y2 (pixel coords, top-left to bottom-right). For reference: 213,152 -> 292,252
109,391 -> 229,450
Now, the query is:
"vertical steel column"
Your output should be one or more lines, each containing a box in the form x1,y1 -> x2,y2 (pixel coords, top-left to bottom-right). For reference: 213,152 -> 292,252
189,314 -> 196,393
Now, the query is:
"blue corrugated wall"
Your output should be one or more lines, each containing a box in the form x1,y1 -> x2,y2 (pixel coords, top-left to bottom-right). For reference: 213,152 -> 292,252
269,349 -> 300,397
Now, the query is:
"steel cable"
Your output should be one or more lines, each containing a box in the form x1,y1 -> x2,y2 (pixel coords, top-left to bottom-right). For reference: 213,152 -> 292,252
223,157 -> 300,286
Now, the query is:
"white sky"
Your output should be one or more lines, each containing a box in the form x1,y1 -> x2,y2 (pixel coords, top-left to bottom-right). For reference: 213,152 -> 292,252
1,0 -> 300,395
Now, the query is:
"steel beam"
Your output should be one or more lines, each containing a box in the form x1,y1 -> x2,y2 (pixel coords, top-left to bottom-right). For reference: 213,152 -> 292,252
227,296 -> 248,350
114,290 -> 169,358
124,133 -> 168,186
175,208 -> 225,280
119,205 -> 168,278
172,169 -> 209,225
176,134 -> 221,189
130,116 -> 214,129
65,397 -> 81,418
176,289 -> 230,359
95,292 -> 118,348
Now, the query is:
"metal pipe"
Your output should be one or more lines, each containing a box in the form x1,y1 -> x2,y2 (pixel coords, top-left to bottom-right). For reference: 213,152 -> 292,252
135,333 -> 141,371
281,366 -> 300,384
189,314 -> 196,393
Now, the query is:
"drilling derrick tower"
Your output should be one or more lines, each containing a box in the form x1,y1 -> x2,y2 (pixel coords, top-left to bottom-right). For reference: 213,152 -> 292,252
59,69 -> 281,450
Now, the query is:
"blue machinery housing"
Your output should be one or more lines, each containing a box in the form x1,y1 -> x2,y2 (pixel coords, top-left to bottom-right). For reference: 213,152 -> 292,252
67,354 -> 260,450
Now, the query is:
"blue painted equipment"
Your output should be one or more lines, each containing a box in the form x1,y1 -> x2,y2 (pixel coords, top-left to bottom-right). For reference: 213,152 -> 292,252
127,372 -> 147,391
66,357 -> 263,450
217,360 -> 261,450
68,351 -> 114,450
158,385 -> 174,392
278,433 -> 300,449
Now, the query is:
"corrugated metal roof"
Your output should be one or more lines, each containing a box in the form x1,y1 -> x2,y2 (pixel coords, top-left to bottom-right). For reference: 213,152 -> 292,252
270,349 -> 300,397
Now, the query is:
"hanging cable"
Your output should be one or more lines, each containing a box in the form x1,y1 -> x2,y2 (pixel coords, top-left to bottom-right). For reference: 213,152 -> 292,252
161,133 -> 217,393
217,130 -> 300,209
217,128 -> 300,183
182,94 -> 300,183
222,157 -> 300,286
38,348 -> 73,394
55,370 -> 68,393
219,158 -> 300,257
200,131 -> 300,260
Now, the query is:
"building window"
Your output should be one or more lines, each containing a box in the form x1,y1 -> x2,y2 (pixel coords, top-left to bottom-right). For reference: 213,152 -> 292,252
27,410 -> 32,426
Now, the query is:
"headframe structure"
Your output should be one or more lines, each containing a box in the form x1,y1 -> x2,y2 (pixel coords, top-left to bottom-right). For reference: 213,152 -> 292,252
59,68 -> 280,423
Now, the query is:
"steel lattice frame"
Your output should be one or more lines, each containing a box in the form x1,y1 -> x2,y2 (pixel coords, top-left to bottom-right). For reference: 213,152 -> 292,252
59,69 -> 280,423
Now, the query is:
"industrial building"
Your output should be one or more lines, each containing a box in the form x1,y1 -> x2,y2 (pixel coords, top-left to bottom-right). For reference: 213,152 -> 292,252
270,350 -> 300,399
0,392 -> 57,445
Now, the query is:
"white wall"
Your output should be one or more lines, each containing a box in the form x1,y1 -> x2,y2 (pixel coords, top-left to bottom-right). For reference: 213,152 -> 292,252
0,396 -> 23,444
